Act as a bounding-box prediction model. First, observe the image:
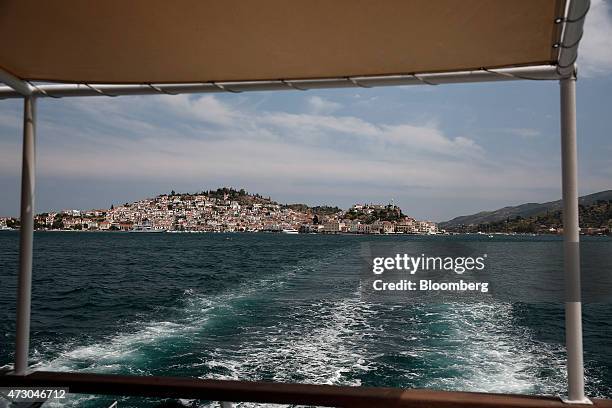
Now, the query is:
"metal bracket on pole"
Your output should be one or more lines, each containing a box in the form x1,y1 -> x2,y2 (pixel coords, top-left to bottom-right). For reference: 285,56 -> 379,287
14,95 -> 36,376
0,67 -> 32,96
559,72 -> 591,405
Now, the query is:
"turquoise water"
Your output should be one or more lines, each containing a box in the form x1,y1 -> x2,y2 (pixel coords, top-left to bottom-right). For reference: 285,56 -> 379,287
0,231 -> 611,407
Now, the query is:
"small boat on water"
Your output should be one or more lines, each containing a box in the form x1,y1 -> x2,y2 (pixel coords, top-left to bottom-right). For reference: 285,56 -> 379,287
281,228 -> 299,234
129,225 -> 166,233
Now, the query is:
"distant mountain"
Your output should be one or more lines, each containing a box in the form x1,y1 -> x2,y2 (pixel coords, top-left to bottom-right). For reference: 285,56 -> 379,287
440,190 -> 612,228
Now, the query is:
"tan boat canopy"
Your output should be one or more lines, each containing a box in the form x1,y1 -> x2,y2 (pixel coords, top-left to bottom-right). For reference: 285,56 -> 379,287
0,0 -> 589,97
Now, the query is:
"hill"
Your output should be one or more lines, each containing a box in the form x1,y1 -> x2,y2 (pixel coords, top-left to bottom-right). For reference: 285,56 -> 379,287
440,190 -> 612,228
451,200 -> 611,234
180,187 -> 341,214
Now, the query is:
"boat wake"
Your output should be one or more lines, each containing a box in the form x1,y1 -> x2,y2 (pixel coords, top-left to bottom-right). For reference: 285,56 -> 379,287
12,244 -> 597,407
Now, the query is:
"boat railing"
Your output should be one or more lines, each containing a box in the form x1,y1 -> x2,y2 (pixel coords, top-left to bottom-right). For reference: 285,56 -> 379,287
1,370 -> 611,407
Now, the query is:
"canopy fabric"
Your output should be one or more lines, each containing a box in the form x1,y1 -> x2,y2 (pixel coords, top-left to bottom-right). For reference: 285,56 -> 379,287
0,0 -> 566,85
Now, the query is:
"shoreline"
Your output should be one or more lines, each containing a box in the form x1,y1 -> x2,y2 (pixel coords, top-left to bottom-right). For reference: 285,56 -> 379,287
0,229 -> 609,237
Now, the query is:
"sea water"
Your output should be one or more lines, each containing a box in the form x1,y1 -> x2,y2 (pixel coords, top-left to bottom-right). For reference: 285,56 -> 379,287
0,232 -> 611,407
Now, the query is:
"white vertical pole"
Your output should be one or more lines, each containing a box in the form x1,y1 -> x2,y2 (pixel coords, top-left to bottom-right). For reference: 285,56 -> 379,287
560,76 -> 589,404
14,95 -> 36,375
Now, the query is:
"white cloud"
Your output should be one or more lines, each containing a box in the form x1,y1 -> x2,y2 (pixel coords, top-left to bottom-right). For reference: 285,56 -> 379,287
306,96 -> 342,114
578,0 -> 612,76
502,128 -> 541,138
0,94 -> 548,195
164,94 -> 240,126
2,93 -> 588,220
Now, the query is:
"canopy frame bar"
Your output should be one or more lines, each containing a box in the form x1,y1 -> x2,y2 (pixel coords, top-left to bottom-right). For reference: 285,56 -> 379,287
0,65 -> 566,99
6,68 -> 593,404
3,0 -> 593,403
557,0 -> 590,77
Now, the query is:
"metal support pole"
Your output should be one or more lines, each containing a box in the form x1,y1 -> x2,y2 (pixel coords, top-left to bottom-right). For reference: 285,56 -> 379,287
14,96 -> 36,375
560,76 -> 589,404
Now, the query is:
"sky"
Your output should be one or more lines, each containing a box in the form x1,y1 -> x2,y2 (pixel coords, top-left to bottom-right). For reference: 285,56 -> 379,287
1,1 -> 611,222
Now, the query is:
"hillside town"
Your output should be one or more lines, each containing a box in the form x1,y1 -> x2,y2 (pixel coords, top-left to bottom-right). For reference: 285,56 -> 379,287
0,188 -> 438,235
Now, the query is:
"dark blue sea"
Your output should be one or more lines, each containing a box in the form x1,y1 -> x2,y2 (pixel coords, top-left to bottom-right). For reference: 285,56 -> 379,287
1,231 -> 611,407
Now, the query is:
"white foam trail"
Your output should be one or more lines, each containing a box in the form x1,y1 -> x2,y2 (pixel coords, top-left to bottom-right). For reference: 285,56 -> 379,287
30,247 -> 354,407
32,246 -> 328,375
197,291 -> 374,408
37,321 -> 187,372
422,302 -> 567,395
